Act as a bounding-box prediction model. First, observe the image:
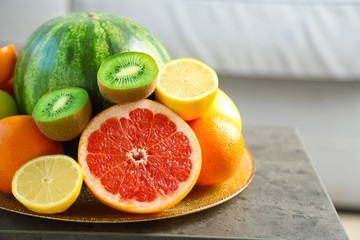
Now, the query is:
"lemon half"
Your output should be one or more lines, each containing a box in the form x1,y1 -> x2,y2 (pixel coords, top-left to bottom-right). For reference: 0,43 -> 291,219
12,154 -> 83,214
155,58 -> 218,121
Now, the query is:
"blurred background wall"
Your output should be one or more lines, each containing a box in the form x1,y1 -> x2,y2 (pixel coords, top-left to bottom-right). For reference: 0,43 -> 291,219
1,0 -> 360,210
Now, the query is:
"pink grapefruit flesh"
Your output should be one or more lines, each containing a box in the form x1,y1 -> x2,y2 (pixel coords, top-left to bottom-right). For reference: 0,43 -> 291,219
78,99 -> 201,214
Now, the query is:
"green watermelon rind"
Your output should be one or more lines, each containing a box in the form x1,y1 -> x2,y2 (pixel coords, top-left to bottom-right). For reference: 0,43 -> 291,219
14,12 -> 171,115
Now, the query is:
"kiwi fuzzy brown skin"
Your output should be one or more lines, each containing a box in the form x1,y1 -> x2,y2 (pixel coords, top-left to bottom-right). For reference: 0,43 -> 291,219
98,78 -> 158,104
34,95 -> 92,142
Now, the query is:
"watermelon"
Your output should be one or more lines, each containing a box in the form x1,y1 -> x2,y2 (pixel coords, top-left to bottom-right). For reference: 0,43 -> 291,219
14,12 -> 171,115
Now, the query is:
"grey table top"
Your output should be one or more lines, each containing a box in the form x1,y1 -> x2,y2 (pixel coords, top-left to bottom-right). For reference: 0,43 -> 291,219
0,126 -> 348,240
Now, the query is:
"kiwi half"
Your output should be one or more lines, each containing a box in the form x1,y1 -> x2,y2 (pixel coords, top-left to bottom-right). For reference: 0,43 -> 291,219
97,51 -> 159,103
32,87 -> 92,141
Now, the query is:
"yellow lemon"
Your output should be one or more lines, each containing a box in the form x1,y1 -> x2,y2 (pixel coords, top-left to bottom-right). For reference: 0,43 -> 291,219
12,154 -> 83,214
155,58 -> 218,121
208,89 -> 242,130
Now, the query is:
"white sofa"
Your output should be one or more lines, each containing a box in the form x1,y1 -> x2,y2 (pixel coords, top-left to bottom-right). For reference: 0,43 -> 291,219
1,0 -> 360,210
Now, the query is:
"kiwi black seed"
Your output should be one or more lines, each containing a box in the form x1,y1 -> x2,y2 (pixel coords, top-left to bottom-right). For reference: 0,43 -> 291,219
97,51 -> 159,103
32,87 -> 92,141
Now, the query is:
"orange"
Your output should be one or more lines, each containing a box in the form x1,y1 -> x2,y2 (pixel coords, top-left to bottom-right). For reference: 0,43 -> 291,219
0,44 -> 17,86
187,110 -> 244,186
78,99 -> 201,214
0,77 -> 14,97
0,115 -> 63,194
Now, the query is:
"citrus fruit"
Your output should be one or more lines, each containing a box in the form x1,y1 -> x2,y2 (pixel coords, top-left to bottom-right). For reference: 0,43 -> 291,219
155,58 -> 218,121
78,99 -> 201,214
208,89 -> 242,130
0,89 -> 18,120
12,154 -> 83,214
188,110 -> 244,186
0,44 -> 16,86
0,77 -> 14,97
0,115 -> 63,194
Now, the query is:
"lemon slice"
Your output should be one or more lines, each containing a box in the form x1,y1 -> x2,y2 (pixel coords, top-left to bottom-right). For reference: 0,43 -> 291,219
155,58 -> 218,121
12,155 -> 83,214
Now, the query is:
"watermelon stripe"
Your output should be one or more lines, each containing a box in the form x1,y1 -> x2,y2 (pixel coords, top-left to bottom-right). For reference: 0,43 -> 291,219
14,12 -> 171,115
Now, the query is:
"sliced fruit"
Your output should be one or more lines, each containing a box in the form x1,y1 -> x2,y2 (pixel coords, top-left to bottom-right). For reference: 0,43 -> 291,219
32,87 -> 92,141
98,52 -> 159,104
155,58 -> 218,121
0,89 -> 18,120
78,99 -> 201,214
208,89 -> 242,130
12,154 -> 83,214
0,44 -> 16,86
188,110 -> 244,186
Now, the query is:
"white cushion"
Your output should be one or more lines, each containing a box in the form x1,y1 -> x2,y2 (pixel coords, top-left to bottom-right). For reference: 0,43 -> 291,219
73,0 -> 360,81
0,0 -> 70,48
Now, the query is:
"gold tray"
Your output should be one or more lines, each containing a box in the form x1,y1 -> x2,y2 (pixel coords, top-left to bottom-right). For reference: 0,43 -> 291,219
0,147 -> 255,223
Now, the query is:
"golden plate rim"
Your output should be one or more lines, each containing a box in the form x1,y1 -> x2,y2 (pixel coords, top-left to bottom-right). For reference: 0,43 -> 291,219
0,147 -> 255,223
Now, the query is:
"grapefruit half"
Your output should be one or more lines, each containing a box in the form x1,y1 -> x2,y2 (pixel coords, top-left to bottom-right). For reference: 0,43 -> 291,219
78,99 -> 201,214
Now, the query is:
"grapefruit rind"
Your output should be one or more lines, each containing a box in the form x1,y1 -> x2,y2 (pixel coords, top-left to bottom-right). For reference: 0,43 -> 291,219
78,99 -> 201,214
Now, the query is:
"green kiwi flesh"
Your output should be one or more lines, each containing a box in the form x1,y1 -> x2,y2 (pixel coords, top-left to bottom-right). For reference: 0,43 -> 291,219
32,87 -> 92,141
97,51 -> 159,103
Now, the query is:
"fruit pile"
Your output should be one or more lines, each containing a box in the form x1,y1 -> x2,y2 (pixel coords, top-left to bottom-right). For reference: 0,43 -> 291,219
0,12 -> 245,215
